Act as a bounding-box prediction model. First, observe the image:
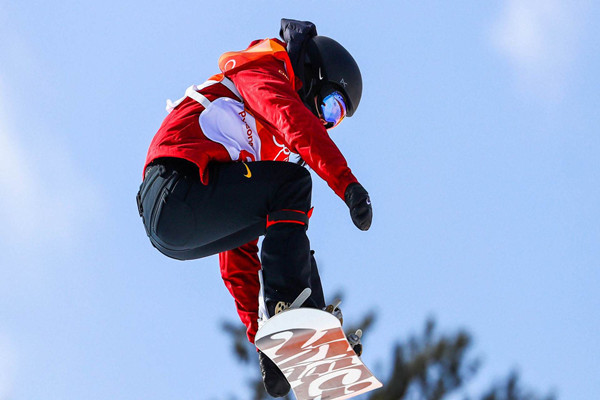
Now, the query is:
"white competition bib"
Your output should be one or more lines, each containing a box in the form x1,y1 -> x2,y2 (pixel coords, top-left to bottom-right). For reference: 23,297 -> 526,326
199,97 -> 261,162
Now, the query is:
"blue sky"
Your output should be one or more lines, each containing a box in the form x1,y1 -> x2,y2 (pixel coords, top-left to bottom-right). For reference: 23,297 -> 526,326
1,1 -> 598,399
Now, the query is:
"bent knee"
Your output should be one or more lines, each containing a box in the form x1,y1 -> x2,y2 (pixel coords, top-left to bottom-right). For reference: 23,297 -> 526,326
151,194 -> 195,248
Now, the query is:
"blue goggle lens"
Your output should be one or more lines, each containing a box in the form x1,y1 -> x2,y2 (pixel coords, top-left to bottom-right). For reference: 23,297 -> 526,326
320,91 -> 347,129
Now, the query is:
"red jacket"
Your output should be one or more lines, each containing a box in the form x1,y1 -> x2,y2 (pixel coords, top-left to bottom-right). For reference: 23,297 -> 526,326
144,38 -> 358,342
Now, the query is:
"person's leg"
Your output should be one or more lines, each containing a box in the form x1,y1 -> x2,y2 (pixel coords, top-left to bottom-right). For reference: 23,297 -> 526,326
137,158 -> 324,399
138,160 -> 267,259
137,159 -> 325,309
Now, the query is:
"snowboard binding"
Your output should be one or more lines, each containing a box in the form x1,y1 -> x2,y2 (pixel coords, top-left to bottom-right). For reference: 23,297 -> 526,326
323,298 -> 363,356
267,289 -> 365,357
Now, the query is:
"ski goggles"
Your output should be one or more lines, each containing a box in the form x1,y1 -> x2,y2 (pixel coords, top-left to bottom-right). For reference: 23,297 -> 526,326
320,91 -> 347,129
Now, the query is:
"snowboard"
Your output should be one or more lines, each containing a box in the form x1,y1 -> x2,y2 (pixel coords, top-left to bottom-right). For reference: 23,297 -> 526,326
255,308 -> 382,400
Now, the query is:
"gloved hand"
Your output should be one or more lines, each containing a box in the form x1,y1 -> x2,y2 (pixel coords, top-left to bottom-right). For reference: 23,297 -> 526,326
344,183 -> 372,231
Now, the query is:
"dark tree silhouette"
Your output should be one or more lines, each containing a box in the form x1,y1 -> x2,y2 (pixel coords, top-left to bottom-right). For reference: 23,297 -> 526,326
370,318 -> 480,400
478,371 -> 556,400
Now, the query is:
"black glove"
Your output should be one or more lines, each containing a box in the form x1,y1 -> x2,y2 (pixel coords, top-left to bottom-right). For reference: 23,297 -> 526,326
344,183 -> 372,231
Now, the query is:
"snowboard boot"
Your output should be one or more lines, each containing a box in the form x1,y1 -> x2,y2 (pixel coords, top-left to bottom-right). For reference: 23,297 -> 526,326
258,300 -> 291,397
258,350 -> 291,398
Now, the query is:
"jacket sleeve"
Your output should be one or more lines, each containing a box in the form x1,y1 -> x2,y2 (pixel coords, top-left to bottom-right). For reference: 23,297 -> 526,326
230,59 -> 358,200
219,240 -> 261,343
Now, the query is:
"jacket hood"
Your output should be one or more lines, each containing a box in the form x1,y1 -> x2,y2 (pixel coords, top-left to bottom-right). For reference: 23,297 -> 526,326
279,18 -> 318,100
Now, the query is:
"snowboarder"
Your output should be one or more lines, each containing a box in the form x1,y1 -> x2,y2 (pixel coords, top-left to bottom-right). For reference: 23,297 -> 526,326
136,18 -> 372,397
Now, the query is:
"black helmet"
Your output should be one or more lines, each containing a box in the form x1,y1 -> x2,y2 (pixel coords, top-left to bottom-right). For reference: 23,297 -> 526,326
302,36 -> 363,117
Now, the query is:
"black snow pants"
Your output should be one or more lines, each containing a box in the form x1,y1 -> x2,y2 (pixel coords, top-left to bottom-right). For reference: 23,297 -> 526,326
136,157 -> 325,311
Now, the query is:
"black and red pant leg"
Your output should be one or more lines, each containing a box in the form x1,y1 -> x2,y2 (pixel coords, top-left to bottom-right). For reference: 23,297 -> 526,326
137,158 -> 326,340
